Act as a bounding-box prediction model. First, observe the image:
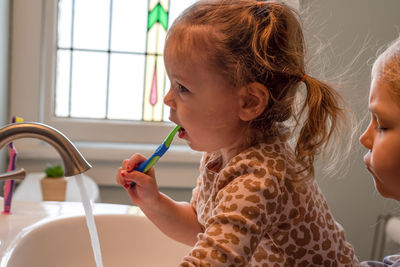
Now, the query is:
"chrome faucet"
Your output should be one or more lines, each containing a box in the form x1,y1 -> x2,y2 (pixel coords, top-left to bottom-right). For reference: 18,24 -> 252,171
0,122 -> 92,177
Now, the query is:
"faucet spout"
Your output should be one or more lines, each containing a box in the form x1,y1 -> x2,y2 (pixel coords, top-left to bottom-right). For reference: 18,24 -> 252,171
0,122 -> 92,177
0,168 -> 26,181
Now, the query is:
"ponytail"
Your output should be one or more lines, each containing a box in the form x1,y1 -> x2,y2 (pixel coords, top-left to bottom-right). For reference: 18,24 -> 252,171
295,75 -> 347,175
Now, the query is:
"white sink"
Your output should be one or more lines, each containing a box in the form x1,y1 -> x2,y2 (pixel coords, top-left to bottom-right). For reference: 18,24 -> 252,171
0,202 -> 191,267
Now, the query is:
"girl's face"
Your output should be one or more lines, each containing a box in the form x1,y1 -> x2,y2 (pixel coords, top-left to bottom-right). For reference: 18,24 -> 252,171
359,76 -> 400,201
163,43 -> 247,154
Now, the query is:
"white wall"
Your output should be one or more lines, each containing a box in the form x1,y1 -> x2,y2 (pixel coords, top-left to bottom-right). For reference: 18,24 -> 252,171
304,0 -> 400,261
0,0 -> 10,174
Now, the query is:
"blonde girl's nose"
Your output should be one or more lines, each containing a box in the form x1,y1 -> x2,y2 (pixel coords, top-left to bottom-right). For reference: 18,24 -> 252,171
359,124 -> 373,150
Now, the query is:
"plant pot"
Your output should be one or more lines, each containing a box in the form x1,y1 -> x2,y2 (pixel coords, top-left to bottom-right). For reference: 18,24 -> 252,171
40,176 -> 68,201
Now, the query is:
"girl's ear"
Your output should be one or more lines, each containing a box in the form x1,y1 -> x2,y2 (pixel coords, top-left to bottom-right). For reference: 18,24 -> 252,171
238,82 -> 269,121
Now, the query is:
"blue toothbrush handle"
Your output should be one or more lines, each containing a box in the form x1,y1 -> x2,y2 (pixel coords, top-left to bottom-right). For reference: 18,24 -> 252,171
135,155 -> 157,173
129,142 -> 169,188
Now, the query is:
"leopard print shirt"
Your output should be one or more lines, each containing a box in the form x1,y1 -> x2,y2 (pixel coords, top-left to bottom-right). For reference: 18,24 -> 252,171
180,135 -> 359,267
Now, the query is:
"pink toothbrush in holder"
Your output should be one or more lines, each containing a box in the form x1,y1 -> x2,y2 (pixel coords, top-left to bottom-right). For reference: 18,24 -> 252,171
2,116 -> 24,214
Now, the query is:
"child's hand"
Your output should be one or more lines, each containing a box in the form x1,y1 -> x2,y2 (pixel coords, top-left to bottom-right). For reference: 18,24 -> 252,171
116,153 -> 160,207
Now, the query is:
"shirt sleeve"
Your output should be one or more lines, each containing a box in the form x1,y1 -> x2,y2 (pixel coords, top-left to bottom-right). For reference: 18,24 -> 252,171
181,162 -> 281,266
360,255 -> 400,267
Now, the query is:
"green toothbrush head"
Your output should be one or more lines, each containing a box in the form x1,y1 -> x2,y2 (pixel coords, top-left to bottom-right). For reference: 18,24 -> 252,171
164,125 -> 181,148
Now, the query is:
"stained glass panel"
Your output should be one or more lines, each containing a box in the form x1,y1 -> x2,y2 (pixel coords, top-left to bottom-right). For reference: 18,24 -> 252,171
142,1 -> 169,121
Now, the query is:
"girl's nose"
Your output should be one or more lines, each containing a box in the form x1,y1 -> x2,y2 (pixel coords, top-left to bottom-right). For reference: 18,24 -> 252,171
163,88 -> 176,109
359,125 -> 373,150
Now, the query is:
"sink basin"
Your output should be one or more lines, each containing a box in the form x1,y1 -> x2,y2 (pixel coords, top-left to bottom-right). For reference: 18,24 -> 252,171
1,213 -> 191,267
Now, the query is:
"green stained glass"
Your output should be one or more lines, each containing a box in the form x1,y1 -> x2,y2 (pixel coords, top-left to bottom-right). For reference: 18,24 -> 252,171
148,3 -> 169,31
143,1 -> 169,121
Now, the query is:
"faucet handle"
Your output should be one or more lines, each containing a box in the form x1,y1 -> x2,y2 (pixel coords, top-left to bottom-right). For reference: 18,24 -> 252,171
0,168 -> 26,181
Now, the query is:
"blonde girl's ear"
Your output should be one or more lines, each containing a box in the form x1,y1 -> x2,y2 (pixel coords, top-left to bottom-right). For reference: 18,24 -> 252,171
238,82 -> 269,121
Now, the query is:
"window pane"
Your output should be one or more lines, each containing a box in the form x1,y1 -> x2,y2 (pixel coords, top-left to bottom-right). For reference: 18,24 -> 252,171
111,0 -> 147,53
55,49 -> 71,117
107,53 -> 145,120
57,0 -> 72,48
70,51 -> 108,118
73,0 -> 110,50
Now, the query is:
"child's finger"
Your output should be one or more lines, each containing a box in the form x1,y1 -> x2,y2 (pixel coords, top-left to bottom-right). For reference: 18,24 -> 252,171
126,154 -> 147,172
121,159 -> 130,170
115,167 -> 126,186
122,169 -> 153,188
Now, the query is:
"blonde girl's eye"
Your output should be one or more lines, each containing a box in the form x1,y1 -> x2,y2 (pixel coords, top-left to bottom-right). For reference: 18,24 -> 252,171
373,117 -> 387,132
375,125 -> 387,132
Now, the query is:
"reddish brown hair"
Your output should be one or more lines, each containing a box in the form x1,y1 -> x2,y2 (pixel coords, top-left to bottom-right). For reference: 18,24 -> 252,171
167,0 -> 348,175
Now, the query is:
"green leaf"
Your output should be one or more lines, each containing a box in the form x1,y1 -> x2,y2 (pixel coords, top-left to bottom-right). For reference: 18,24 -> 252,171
44,165 -> 64,178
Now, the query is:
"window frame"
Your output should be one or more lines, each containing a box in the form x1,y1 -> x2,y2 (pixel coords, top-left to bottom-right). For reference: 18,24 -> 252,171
45,0 -> 178,143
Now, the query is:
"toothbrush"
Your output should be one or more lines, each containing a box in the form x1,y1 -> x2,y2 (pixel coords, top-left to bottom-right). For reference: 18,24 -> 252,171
130,125 -> 181,188
2,116 -> 24,214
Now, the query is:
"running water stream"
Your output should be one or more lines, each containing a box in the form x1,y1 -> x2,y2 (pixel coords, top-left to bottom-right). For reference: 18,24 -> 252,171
75,174 -> 104,267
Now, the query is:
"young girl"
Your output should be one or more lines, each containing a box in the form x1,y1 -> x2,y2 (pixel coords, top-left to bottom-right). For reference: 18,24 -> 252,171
359,37 -> 400,266
116,1 -> 359,265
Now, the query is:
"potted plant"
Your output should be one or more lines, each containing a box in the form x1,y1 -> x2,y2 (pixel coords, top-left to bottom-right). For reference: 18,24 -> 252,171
40,164 -> 68,201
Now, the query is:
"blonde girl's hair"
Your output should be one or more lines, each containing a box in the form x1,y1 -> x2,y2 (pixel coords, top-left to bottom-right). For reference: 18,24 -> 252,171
373,36 -> 400,106
166,0 -> 348,176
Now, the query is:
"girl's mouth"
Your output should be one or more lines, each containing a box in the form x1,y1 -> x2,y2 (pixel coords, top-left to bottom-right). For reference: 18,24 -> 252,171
178,127 -> 186,138
365,163 -> 376,178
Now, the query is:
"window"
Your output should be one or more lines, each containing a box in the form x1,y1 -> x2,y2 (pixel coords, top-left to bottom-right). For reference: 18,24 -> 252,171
10,0 -> 200,167
55,0 -> 192,122
11,0 -> 194,145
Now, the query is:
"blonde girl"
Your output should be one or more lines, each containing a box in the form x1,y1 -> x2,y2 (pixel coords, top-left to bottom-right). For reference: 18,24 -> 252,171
359,36 -> 400,266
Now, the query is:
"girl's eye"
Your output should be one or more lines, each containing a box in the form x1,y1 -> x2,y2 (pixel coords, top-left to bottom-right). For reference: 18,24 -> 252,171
375,125 -> 387,132
372,115 -> 387,132
177,83 -> 190,94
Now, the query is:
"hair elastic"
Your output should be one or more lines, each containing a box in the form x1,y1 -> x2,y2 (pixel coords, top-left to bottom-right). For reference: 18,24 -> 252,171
301,74 -> 308,82
257,1 -> 263,8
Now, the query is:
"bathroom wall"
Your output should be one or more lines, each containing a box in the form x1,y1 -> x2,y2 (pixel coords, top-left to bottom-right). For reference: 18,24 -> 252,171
304,0 -> 400,261
0,0 -> 10,190
6,0 -> 400,261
